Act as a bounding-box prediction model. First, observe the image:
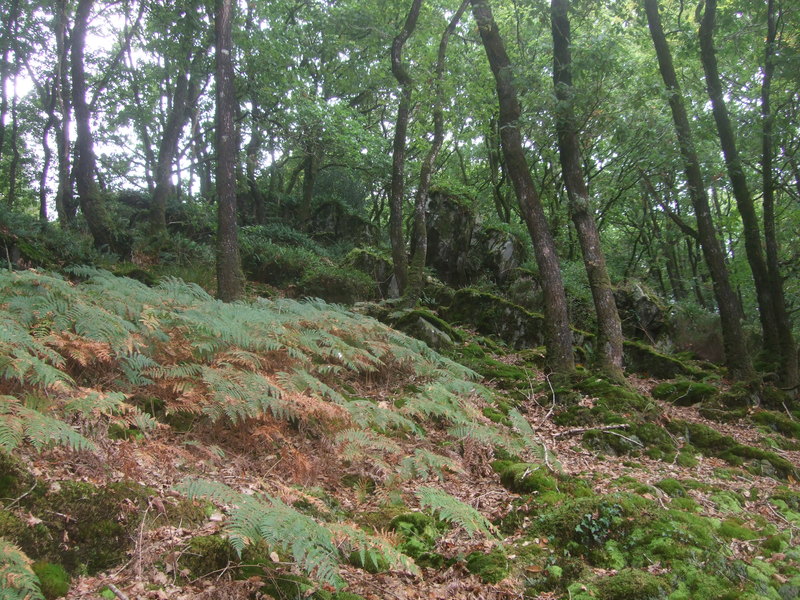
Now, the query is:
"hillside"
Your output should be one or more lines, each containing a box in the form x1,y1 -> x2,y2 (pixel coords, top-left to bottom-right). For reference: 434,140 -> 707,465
1,268 -> 799,600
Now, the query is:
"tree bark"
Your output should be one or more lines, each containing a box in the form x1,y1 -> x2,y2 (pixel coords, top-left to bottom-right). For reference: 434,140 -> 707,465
471,0 -> 574,374
71,0 -> 115,250
388,0 -> 423,296
644,0 -> 752,379
699,0 -> 780,356
150,53 -> 201,237
215,0 -> 244,302
54,0 -> 76,227
407,0 -> 470,302
760,0 -> 797,388
551,0 -> 623,379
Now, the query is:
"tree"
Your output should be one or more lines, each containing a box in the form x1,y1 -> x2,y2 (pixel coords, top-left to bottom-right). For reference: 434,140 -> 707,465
551,0 -> 623,380
471,0 -> 574,374
644,0 -> 752,379
406,0 -> 471,302
698,0 -> 779,357
214,0 -> 244,302
71,0 -> 115,250
388,0 -> 423,297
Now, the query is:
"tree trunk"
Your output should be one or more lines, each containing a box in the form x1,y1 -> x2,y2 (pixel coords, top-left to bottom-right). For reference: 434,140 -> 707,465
150,53 -> 200,238
0,0 -> 20,166
407,0 -> 470,302
551,0 -> 623,379
471,0 -> 574,374
644,0 -> 752,379
388,0 -> 423,296
71,0 -> 115,250
214,0 -> 244,302
699,0 -> 781,357
760,0 -> 797,388
53,0 -> 76,227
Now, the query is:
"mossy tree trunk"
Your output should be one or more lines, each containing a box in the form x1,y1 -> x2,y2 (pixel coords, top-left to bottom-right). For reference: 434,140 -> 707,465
215,0 -> 244,302
471,0 -> 574,374
551,0 -> 624,380
760,0 -> 798,390
698,0 -> 782,361
644,0 -> 752,380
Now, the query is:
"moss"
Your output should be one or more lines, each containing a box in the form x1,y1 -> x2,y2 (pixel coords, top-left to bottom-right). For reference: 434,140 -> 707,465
594,568 -> 665,600
671,497 -> 701,512
667,420 -> 798,480
31,562 -> 70,599
651,380 -> 717,405
465,547 -> 509,583
718,518 -> 759,541
482,406 -> 510,426
582,430 -> 641,457
391,309 -> 465,343
0,452 -> 35,499
752,411 -> 800,440
1,479 -> 150,574
655,478 -> 686,498
178,535 -> 236,578
623,341 -> 701,379
575,376 -> 654,415
389,512 -> 442,565
444,288 -> 546,349
711,491 -> 744,513
676,448 -> 700,467
493,462 -> 558,494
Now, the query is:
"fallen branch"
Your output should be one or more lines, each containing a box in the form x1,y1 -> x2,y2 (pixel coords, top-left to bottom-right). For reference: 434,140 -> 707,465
107,584 -> 130,600
553,424 -> 631,438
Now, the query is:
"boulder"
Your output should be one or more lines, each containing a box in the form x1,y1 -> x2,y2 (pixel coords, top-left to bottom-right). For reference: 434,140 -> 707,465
425,191 -> 477,286
445,288 -> 545,349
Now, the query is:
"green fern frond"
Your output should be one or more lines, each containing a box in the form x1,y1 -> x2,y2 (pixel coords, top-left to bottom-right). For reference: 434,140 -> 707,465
0,538 -> 45,600
280,369 -> 346,405
345,401 -> 423,436
335,429 -> 401,466
415,487 -> 496,539
63,391 -> 128,416
400,449 -> 463,481
508,408 -> 562,471
17,406 -> 95,452
329,522 -> 419,576
176,478 -> 343,588
448,423 -> 525,456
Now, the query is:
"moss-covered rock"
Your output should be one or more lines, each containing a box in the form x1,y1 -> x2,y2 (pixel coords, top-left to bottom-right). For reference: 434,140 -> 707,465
493,461 -> 558,494
0,479 -> 150,574
667,420 -> 798,480
752,411 -> 800,440
31,561 -> 70,599
178,535 -> 237,578
388,512 -> 444,567
465,547 -> 509,583
623,341 -> 701,379
652,380 -> 717,405
444,288 -> 545,349
389,308 -> 461,350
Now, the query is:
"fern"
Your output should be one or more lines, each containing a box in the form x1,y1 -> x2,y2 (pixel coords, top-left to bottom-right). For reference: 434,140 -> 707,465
508,408 -> 562,471
415,487 -> 496,539
176,478 -> 416,588
400,449 -> 463,481
0,538 -> 45,600
0,396 -> 94,453
345,400 -> 423,436
448,422 -> 525,456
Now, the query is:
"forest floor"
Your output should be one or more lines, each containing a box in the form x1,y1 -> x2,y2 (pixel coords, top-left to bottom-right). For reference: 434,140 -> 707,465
2,270 -> 799,600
